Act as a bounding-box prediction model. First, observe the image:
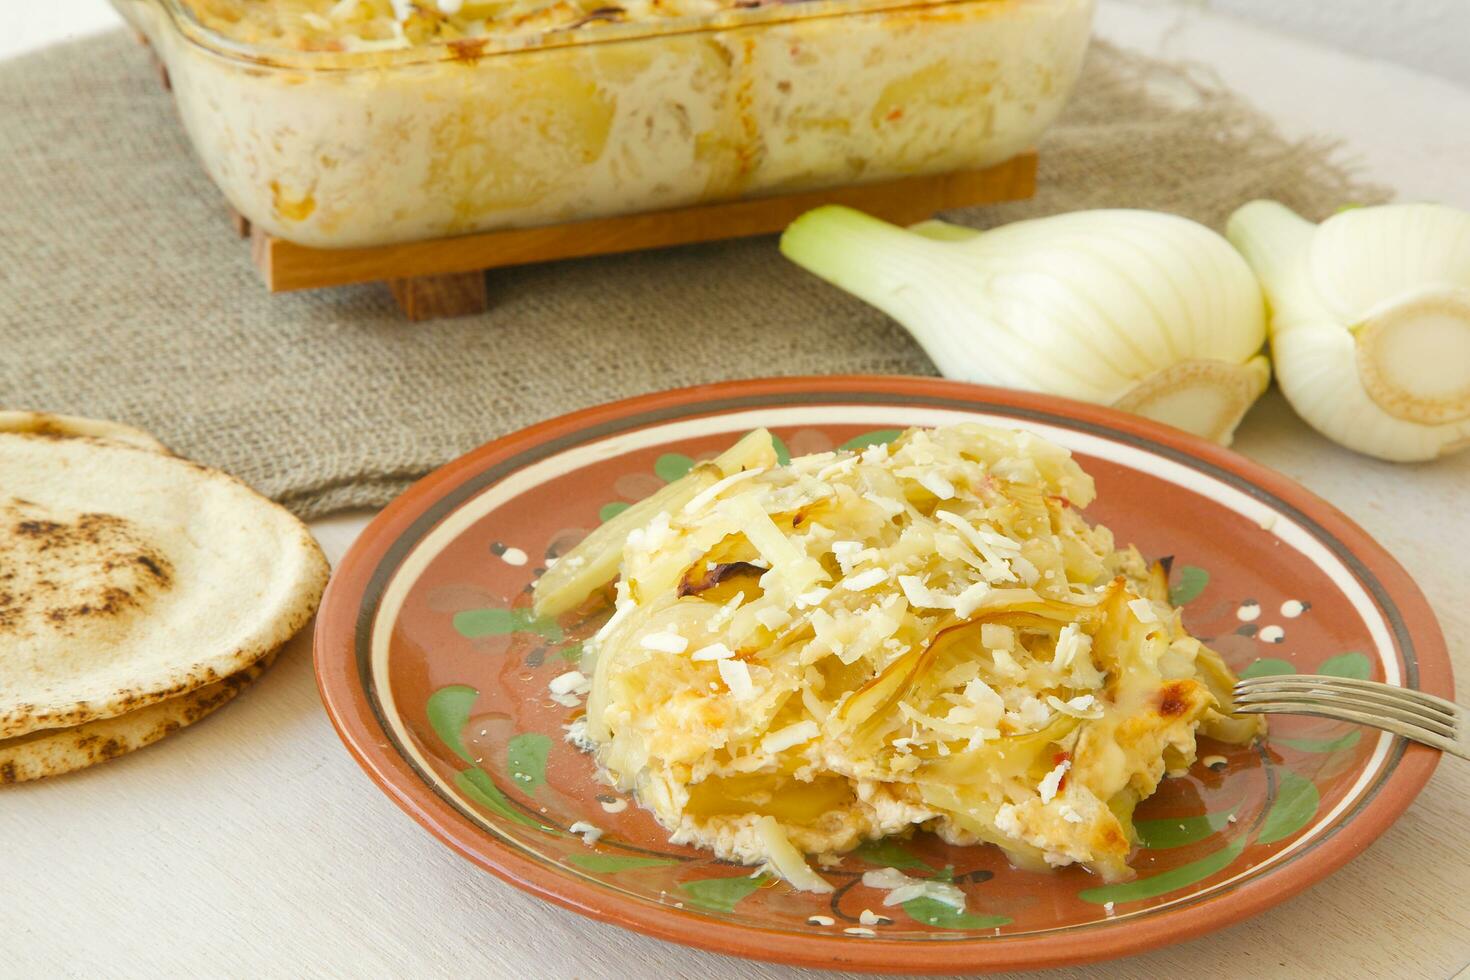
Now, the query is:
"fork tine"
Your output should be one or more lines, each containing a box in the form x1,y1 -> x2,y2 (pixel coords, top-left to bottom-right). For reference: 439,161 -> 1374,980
1234,690 -> 1458,737
1236,675 -> 1459,717
1234,679 -> 1460,728
1236,702 -> 1460,754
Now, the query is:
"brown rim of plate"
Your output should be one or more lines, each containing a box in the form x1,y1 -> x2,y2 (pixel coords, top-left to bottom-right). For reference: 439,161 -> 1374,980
314,375 -> 1451,973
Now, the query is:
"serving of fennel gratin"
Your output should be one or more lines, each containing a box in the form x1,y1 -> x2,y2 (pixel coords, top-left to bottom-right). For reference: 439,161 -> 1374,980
533,424 -> 1263,892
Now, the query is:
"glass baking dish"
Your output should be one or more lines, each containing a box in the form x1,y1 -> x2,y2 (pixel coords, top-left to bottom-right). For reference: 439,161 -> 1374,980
111,0 -> 1093,249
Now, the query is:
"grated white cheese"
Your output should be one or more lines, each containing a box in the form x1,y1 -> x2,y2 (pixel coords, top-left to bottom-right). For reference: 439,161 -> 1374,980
862,493 -> 907,517
548,670 -> 591,696
980,623 -> 1015,650
1058,803 -> 1084,824
690,642 -> 735,661
500,546 -> 528,566
989,646 -> 1024,678
862,868 -> 967,910
682,467 -> 766,515
1038,759 -> 1071,803
933,510 -> 1016,581
1009,696 -> 1052,730
1127,597 -> 1159,623
640,631 -> 689,654
843,567 -> 889,592
761,720 -> 819,754
563,716 -> 592,750
599,797 -> 629,814
861,867 -> 911,890
1051,623 -> 1087,670
1046,694 -> 1103,719
844,927 -> 877,937
756,606 -> 793,631
1010,555 -> 1041,586
898,575 -> 953,610
568,821 -> 603,845
717,659 -> 755,700
816,456 -> 859,481
794,587 -> 831,609
916,471 -> 956,500
807,915 -> 835,927
950,581 -> 994,618
593,581 -> 637,642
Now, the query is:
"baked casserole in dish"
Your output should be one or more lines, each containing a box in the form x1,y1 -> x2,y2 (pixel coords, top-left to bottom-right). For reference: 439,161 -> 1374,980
113,0 -> 1093,247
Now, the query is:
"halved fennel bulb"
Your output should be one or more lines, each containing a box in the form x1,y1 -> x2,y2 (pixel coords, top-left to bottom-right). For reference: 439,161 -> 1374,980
1227,200 -> 1470,461
554,424 -> 1263,893
781,207 -> 1270,444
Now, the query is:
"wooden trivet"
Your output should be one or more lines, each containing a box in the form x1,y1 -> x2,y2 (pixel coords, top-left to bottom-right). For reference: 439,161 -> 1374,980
235,152 -> 1037,320
139,24 -> 1036,320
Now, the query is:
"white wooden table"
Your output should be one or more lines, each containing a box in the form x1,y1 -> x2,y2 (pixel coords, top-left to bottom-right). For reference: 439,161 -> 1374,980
4,3 -> 1469,977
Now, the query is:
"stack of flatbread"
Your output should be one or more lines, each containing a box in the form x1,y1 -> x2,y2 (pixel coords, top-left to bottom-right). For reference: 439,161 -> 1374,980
0,412 -> 329,783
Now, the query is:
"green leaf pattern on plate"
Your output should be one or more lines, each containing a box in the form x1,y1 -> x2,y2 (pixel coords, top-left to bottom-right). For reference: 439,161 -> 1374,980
654,452 -> 696,483
1259,769 -> 1320,845
598,501 -> 631,522
1079,839 -> 1247,905
838,429 -> 903,452
426,685 -> 478,765
455,768 -> 546,830
1275,730 -> 1362,753
1168,565 -> 1210,605
508,733 -> 551,792
902,897 -> 1010,930
1240,657 -> 1296,679
568,854 -> 681,873
1243,649 -> 1367,752
852,838 -> 931,871
679,875 -> 770,913
1317,651 -> 1370,679
770,433 -> 792,466
454,608 -> 563,642
1135,805 -> 1239,850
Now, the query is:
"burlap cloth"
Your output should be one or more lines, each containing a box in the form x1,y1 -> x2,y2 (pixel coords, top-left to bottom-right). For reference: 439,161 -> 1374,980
0,30 -> 1388,519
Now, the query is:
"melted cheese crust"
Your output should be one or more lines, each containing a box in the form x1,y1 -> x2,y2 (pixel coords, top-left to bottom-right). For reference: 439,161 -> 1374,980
181,0 -> 752,50
581,424 -> 1263,888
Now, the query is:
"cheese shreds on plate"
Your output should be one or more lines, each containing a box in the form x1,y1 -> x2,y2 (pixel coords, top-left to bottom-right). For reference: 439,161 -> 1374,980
538,424 -> 1265,894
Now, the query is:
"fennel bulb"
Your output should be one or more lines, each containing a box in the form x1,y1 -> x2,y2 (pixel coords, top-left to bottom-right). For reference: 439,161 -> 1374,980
781,206 -> 1270,445
1227,201 -> 1470,462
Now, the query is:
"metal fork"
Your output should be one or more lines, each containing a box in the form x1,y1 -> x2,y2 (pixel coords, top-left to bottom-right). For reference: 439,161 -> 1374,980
1233,675 -> 1468,760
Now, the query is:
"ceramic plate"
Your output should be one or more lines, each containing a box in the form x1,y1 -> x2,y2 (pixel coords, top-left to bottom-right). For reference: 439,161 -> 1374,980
315,377 -> 1450,973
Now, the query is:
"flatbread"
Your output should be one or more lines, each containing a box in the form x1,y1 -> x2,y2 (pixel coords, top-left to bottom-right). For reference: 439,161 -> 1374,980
0,648 -> 277,784
0,431 -> 329,738
0,410 -> 170,454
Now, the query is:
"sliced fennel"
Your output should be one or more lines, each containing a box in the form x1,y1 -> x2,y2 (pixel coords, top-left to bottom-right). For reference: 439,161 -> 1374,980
531,428 -> 779,617
781,206 -> 1270,444
1227,200 -> 1470,461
